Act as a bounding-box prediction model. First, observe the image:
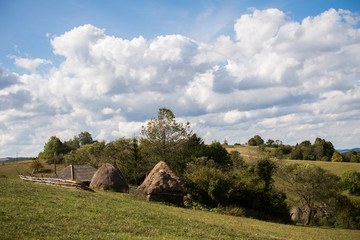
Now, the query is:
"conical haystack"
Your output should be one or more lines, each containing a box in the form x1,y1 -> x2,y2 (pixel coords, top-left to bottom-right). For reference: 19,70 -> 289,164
90,163 -> 129,192
138,161 -> 184,204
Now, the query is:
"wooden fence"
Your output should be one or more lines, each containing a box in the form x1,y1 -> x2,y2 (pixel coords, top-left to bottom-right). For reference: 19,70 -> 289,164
19,175 -> 93,191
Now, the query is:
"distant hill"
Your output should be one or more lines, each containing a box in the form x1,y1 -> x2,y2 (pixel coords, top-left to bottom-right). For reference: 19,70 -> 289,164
338,148 -> 360,154
0,157 -> 31,163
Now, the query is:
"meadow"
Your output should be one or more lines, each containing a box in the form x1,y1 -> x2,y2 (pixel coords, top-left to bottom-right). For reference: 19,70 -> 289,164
1,158 -> 360,239
226,145 -> 360,176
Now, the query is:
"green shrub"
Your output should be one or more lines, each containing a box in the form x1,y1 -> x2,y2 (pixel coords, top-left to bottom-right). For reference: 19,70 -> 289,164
340,170 -> 360,195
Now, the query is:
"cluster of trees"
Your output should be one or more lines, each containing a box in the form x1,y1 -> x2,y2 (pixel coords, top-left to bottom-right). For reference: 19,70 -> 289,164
38,108 -> 360,228
38,132 -> 94,160
247,134 -> 360,163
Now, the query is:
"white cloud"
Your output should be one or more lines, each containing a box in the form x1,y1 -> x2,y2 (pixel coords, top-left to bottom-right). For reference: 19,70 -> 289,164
9,56 -> 52,72
1,8 -> 360,156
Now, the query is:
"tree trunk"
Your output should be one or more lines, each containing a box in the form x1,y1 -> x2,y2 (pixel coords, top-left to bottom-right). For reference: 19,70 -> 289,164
304,207 -> 312,225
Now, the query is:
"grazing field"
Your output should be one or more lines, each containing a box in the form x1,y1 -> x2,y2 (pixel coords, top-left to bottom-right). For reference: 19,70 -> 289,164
1,161 -> 360,239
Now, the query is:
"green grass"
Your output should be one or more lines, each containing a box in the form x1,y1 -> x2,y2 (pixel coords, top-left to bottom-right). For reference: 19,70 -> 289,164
1,162 -> 360,239
281,159 -> 360,176
225,145 -> 360,177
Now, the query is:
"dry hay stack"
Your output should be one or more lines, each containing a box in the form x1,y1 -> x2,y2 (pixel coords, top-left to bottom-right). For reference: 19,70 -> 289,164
90,163 -> 129,192
138,161 -> 184,204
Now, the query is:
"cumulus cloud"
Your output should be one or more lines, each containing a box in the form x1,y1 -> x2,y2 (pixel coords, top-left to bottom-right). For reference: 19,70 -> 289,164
1,8 -> 360,157
9,56 -> 52,72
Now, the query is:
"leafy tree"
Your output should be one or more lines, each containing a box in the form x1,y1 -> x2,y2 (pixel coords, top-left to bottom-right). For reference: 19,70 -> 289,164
276,163 -> 340,225
247,137 -> 257,146
254,158 -> 276,191
140,108 -> 192,174
38,136 -> 64,159
331,151 -> 344,162
254,135 -> 264,146
350,154 -> 360,163
64,141 -> 106,167
266,139 -> 275,147
63,137 -> 80,152
78,131 -> 94,146
340,170 -> 360,195
204,141 -> 231,167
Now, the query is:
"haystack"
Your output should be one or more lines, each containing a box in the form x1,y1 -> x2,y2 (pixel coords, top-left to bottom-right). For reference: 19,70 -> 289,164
90,163 -> 129,192
138,161 -> 184,204
54,164 -> 97,185
290,206 -> 302,223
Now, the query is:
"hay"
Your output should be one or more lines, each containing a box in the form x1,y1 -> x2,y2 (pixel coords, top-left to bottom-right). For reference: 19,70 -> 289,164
138,161 -> 184,204
90,163 -> 129,192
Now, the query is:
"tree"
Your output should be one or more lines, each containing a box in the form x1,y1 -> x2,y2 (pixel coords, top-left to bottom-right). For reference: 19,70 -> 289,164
204,141 -> 231,167
140,108 -> 192,174
247,138 -> 257,146
78,131 -> 94,146
276,163 -> 340,225
266,139 -> 275,147
340,170 -> 360,196
331,151 -> 343,162
38,136 -> 64,159
254,135 -> 264,146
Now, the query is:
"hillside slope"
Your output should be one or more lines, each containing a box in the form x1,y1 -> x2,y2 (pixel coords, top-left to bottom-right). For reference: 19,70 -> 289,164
1,162 -> 360,239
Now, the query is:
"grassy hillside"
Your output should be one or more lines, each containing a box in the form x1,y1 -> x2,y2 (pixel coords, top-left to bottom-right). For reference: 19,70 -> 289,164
225,145 -> 360,176
1,161 -> 360,239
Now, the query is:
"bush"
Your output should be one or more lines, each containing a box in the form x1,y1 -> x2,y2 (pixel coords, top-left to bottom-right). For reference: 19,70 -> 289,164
184,157 -> 290,223
340,170 -> 360,195
28,160 -> 44,174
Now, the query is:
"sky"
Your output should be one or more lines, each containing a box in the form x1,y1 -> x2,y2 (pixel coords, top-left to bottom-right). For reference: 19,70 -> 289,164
0,0 -> 360,157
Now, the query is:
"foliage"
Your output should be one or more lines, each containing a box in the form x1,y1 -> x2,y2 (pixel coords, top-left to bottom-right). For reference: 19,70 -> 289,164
185,157 -> 290,223
340,170 -> 360,195
331,151 -> 344,162
140,108 -> 192,174
2,173 -> 360,240
64,141 -> 106,167
276,163 -> 341,225
38,136 -> 64,159
248,135 -> 264,146
28,159 -> 44,174
203,141 -> 231,167
289,138 -> 334,161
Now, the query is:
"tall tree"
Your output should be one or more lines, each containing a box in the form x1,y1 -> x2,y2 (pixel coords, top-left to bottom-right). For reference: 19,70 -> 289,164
38,136 -> 64,159
276,163 -> 340,225
140,108 -> 192,174
78,131 -> 94,146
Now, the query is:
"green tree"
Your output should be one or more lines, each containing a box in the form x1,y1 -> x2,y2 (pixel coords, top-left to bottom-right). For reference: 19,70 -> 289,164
276,163 -> 340,225
38,136 -> 64,159
247,138 -> 257,146
340,170 -> 360,196
254,135 -> 264,146
331,151 -> 343,162
350,154 -> 360,163
78,131 -> 94,146
266,139 -> 275,147
204,141 -> 231,167
140,108 -> 192,174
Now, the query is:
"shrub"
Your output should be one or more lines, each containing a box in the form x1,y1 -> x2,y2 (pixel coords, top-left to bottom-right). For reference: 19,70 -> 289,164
28,160 -> 44,174
340,170 -> 360,195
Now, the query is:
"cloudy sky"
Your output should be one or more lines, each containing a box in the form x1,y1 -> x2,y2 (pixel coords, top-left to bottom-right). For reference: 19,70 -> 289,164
1,0 -> 360,157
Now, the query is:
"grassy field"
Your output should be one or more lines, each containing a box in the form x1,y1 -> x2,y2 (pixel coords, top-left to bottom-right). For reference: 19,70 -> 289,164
225,145 -> 360,176
1,160 -> 360,239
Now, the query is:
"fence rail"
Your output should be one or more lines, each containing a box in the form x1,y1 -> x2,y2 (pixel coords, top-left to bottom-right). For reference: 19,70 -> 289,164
19,175 -> 93,191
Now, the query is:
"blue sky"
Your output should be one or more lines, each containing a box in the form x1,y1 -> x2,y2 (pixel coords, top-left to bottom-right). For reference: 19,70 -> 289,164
0,0 -> 360,157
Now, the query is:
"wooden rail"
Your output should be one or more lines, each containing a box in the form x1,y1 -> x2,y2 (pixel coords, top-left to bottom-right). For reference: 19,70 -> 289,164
19,175 -> 93,191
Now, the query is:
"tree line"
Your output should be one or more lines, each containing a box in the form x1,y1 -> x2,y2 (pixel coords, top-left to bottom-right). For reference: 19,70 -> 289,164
246,135 -> 360,163
37,108 -> 360,228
